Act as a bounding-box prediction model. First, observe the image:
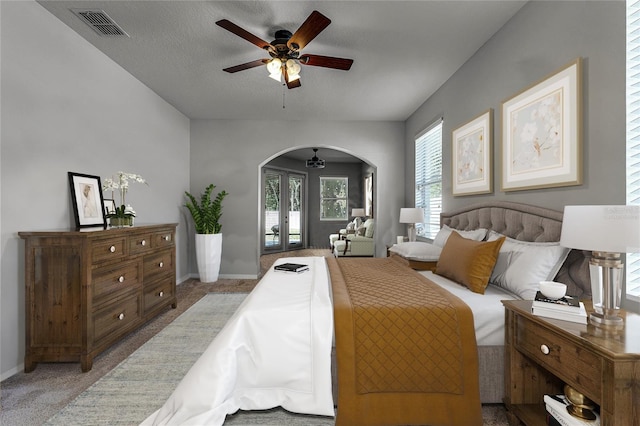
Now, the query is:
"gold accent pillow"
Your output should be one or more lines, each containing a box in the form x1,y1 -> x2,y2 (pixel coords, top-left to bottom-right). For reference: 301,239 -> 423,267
435,231 -> 505,294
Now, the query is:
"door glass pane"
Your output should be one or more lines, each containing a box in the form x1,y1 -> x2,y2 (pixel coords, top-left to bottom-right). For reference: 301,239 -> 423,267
288,175 -> 302,246
264,173 -> 281,249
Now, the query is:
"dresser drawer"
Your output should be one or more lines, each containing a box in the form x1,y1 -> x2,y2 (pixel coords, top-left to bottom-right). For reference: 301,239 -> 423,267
129,232 -> 153,255
92,260 -> 141,301
153,230 -> 175,249
143,249 -> 174,281
144,277 -> 175,314
91,237 -> 127,264
514,313 -> 602,399
92,292 -> 142,344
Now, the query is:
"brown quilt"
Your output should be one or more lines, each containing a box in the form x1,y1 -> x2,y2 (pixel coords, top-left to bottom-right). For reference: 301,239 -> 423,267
328,256 -> 482,426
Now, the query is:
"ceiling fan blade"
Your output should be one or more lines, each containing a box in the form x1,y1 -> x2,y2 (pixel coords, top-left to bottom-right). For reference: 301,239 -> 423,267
287,11 -> 331,52
223,59 -> 268,73
216,19 -> 271,50
286,78 -> 301,89
300,54 -> 353,71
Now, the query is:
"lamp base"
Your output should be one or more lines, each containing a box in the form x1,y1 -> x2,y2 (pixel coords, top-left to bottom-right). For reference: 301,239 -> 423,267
589,312 -> 623,326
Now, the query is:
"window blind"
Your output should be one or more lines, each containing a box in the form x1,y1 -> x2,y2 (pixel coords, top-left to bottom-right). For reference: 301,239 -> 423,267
415,120 -> 443,239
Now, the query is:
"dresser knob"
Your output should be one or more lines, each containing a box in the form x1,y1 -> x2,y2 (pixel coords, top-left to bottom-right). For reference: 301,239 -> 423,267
540,344 -> 550,355
159,261 -> 164,268
118,313 -> 125,321
163,235 -> 170,241
141,240 -> 146,246
110,245 -> 116,253
159,291 -> 164,297
118,275 -> 125,283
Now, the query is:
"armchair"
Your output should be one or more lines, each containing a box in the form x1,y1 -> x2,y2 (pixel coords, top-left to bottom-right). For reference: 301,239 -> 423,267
333,219 -> 375,257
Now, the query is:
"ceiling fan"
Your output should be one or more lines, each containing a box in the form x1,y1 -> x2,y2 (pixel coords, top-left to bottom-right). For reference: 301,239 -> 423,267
215,11 -> 354,89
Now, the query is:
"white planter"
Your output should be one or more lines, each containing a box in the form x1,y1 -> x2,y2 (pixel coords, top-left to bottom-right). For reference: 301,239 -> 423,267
195,233 -> 222,283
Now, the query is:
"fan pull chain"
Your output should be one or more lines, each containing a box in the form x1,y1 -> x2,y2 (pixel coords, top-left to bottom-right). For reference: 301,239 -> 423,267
282,83 -> 286,109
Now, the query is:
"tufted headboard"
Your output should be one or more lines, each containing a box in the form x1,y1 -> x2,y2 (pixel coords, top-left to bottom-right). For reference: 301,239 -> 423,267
440,201 -> 591,298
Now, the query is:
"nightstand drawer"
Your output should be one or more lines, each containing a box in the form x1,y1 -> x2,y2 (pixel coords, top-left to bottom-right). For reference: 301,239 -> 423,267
514,314 -> 602,399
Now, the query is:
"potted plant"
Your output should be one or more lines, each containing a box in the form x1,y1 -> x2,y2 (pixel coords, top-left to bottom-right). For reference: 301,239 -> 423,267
184,184 -> 228,283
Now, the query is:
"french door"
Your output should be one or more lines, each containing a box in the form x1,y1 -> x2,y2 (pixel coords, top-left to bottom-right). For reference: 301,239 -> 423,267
262,168 -> 305,253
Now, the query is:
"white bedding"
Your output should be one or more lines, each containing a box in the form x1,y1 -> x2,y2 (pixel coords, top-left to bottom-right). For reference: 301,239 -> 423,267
141,257 -> 334,426
419,271 -> 519,346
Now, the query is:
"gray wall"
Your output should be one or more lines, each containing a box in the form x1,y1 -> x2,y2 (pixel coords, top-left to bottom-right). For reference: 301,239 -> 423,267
1,2 -> 191,379
405,1 -> 625,212
189,119 -> 404,278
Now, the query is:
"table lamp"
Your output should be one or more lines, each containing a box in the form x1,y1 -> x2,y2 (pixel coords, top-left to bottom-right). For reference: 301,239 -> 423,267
560,205 -> 640,325
351,208 -> 366,228
399,207 -> 424,242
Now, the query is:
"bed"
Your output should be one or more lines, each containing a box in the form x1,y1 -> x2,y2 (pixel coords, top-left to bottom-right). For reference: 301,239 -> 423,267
142,201 -> 591,426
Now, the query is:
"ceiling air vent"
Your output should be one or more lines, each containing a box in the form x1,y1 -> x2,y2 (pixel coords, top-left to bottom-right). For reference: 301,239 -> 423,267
72,9 -> 129,37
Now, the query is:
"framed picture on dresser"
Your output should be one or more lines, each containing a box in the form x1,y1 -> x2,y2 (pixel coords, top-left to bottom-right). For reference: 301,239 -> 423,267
68,171 -> 107,229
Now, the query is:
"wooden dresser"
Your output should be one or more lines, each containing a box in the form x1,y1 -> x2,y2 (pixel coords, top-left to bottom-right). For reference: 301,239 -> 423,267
503,300 -> 640,426
20,224 -> 177,372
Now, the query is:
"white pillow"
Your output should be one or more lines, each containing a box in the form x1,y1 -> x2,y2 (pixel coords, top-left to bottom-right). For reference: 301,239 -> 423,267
433,225 -> 488,248
487,231 -> 570,300
389,242 -> 442,261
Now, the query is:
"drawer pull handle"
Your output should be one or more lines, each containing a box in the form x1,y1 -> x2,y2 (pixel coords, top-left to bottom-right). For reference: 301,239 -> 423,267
163,235 -> 171,241
159,291 -> 164,297
118,313 -> 125,321
141,240 -> 146,246
118,275 -> 125,283
110,245 -> 116,253
159,261 -> 164,268
540,344 -> 550,355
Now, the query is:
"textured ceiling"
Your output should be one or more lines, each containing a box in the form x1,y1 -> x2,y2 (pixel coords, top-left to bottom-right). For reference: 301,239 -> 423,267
37,1 -> 526,122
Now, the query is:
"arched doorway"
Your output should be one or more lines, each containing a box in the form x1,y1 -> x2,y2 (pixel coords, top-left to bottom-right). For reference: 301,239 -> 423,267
259,147 -> 376,255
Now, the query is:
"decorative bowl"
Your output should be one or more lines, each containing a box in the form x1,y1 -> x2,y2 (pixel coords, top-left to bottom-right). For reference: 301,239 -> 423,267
539,281 -> 567,300
564,384 -> 597,420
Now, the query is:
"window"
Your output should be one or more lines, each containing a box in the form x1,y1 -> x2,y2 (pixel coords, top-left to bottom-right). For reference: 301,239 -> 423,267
627,0 -> 640,302
415,119 -> 443,239
320,177 -> 348,220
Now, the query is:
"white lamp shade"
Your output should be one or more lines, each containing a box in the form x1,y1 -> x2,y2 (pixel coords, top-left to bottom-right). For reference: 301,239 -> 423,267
560,205 -> 640,253
399,207 -> 425,224
351,208 -> 366,217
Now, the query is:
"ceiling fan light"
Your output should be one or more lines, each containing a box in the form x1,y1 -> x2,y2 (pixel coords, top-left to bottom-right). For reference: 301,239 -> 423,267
286,59 -> 301,75
286,72 -> 300,83
268,71 -> 282,82
266,58 -> 282,74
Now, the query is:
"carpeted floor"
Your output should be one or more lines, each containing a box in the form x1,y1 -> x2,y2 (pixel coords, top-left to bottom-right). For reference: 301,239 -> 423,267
0,248 -> 509,425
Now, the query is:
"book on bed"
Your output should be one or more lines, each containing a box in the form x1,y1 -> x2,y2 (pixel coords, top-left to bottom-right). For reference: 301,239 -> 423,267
274,263 -> 309,273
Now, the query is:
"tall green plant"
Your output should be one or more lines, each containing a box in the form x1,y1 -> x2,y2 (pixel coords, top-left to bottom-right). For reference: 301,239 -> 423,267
184,184 -> 228,234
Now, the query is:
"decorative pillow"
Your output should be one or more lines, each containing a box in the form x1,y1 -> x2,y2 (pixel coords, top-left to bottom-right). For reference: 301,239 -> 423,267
487,231 -> 571,300
433,225 -> 488,248
364,223 -> 374,238
356,225 -> 366,236
346,222 -> 355,231
435,231 -> 505,294
388,242 -> 442,261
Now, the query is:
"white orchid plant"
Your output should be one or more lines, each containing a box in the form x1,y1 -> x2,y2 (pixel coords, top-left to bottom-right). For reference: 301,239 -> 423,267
102,171 -> 147,218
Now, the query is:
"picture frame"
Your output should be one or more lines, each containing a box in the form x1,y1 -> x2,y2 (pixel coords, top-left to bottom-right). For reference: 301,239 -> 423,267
501,58 -> 582,191
68,172 -> 106,229
364,174 -> 374,217
452,109 -> 493,196
103,198 -> 116,215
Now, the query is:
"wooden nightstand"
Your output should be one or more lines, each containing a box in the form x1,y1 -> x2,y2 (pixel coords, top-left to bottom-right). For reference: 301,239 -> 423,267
502,300 -> 640,426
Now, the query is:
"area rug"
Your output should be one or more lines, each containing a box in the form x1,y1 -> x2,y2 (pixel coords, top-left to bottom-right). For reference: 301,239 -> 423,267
45,291 -> 508,426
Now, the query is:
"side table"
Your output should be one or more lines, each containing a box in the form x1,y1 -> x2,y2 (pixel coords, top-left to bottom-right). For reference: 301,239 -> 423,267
502,300 -> 640,426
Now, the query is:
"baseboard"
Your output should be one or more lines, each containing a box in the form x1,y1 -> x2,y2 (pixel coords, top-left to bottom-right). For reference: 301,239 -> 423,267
1,363 -> 23,381
186,272 -> 259,280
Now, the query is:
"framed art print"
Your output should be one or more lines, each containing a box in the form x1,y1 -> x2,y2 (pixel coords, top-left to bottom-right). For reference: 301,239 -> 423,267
501,58 -> 582,191
68,171 -> 106,229
452,109 -> 493,196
